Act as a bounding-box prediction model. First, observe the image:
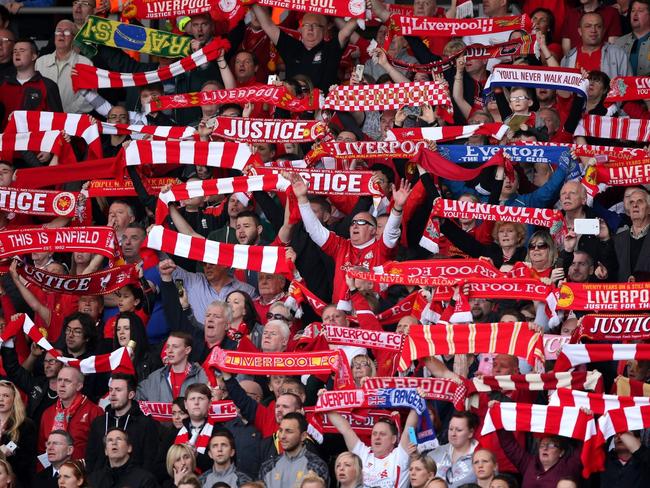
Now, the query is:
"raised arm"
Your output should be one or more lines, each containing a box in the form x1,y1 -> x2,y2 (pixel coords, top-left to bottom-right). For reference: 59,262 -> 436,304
399,409 -> 419,450
251,4 -> 280,45
8,261 -> 50,325
217,52 -> 236,89
338,18 -> 358,48
326,411 -> 361,451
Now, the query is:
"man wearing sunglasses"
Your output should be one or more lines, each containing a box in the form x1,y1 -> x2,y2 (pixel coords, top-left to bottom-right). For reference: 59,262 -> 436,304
290,173 -> 411,302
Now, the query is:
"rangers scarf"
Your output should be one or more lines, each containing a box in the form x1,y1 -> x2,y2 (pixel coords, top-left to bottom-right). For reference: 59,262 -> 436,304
252,167 -> 381,196
363,377 -> 467,411
140,401 -> 237,423
481,402 -> 603,477
87,177 -> 176,197
0,227 -> 118,259
0,187 -> 80,218
431,198 -> 564,233
71,37 -> 230,90
120,140 -> 255,170
598,405 -> 650,441
437,144 -> 575,165
315,388 -> 426,414
575,115 -> 650,142
484,65 -> 588,99
211,117 -> 327,143
467,371 -> 604,395
399,322 -> 545,372
549,388 -> 650,415
175,421 -> 214,454
145,225 -> 291,274
155,174 -> 290,224
573,314 -> 650,342
322,81 -> 452,114
249,0 -> 365,18
557,282 -> 650,312
15,260 -> 139,295
146,85 -> 319,113
322,324 -> 404,353
554,344 -> 650,372
385,123 -> 509,142
605,76 -> 650,103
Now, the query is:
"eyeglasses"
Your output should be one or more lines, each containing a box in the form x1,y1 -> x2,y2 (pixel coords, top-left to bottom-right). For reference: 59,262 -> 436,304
266,312 -> 289,321
55,29 -> 73,37
351,219 -> 375,227
539,442 -> 559,449
352,361 -> 371,368
72,0 -> 93,7
44,358 -> 59,365
528,242 -> 549,250
65,327 -> 84,336
509,95 -> 530,102
0,38 -> 14,44
108,114 -> 129,121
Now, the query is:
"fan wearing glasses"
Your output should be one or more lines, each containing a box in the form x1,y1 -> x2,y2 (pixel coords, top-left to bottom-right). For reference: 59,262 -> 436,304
289,172 -> 411,303
0,29 -> 14,79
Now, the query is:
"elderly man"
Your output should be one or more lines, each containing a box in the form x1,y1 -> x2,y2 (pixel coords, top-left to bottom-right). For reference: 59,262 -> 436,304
36,430 -> 74,488
251,4 -> 357,91
561,12 -> 631,79
615,187 -> 650,282
0,28 -> 15,78
36,20 -> 93,113
615,0 -> 650,75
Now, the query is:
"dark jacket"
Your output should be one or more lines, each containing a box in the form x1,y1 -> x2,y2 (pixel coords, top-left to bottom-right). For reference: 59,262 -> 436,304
3,418 -> 37,487
600,445 -> 650,488
0,72 -> 62,130
614,228 -> 650,282
0,345 -> 56,426
88,460 -> 159,488
222,417 -> 263,479
33,466 -> 60,488
85,400 -> 159,473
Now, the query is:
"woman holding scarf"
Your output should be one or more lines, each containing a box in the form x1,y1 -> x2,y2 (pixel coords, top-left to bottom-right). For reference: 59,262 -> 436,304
525,229 -> 562,281
112,311 -> 161,382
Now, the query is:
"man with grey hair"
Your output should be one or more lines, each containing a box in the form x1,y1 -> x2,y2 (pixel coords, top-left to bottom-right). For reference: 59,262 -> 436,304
615,187 -> 650,281
35,430 -> 74,487
261,320 -> 290,353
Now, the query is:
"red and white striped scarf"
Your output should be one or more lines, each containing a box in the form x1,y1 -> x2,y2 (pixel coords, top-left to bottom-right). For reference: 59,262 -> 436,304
399,322 -> 545,372
144,225 -> 291,275
575,115 -> 650,142
322,81 -> 452,114
175,420 -> 214,454
549,388 -> 650,415
481,402 -> 603,477
385,123 -> 508,142
99,121 -> 196,140
0,130 -> 68,157
71,37 -> 230,90
554,344 -> 650,372
467,371 -> 604,395
613,376 -> 650,397
598,405 -> 650,441
120,139 -> 256,170
155,174 -> 289,224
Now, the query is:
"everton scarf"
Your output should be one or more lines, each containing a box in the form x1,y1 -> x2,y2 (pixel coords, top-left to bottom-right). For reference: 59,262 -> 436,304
605,76 -> 650,103
598,405 -> 650,442
554,344 -> 650,372
175,421 -> 214,454
211,117 -> 328,143
140,401 -> 238,422
399,322 -> 545,372
71,37 -> 230,90
144,225 -> 292,275
484,65 -> 588,98
430,197 -> 565,231
481,402 -> 603,478
0,187 -> 81,219
15,260 -> 139,295
155,174 -> 289,224
385,123 -> 509,142
467,371 -> 604,395
549,388 -> 650,415
322,324 -> 404,353
363,377 -> 467,411
315,388 -> 426,414
252,167 -> 381,196
417,148 -> 513,182
0,227 -> 118,259
437,144 -> 575,165
146,85 -> 319,113
88,177 -> 176,197
75,15 -> 192,58
120,140 -> 256,171
573,314 -> 650,342
322,81 -> 452,114
251,0 -> 365,18
556,282 -> 650,311
575,115 -> 650,142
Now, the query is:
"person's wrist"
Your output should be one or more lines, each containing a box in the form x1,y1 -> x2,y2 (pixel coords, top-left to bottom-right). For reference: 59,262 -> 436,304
393,205 -> 403,213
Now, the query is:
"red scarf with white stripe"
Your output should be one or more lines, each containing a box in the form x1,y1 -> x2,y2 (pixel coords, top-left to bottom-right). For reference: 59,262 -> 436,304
554,344 -> 650,372
120,140 -> 256,172
71,38 -> 230,90
385,123 -> 508,142
175,420 -> 214,454
211,117 -> 328,143
144,225 -> 291,275
467,371 -> 604,395
399,322 -> 545,372
481,402 -> 604,477
605,76 -> 650,103
549,388 -> 650,415
576,115 -> 650,142
598,405 -> 650,442
556,281 -> 650,312
99,121 -> 196,140
0,131 -> 75,162
573,314 -> 650,342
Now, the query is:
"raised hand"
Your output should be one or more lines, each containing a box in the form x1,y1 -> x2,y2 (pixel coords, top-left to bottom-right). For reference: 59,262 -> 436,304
392,179 -> 413,209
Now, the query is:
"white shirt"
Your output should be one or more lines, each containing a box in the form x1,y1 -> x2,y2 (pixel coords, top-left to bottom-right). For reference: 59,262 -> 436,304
35,51 -> 94,113
352,441 -> 409,488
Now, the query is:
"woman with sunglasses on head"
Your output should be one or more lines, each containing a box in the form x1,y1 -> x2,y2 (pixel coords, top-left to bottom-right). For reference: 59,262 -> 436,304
0,380 -> 37,487
351,354 -> 376,388
58,460 -> 90,488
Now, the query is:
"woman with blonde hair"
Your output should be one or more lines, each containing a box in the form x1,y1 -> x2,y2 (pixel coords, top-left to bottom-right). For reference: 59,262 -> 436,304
409,454 -> 438,488
0,380 -> 36,486
525,229 -> 559,281
351,354 -> 377,388
165,444 -> 197,487
0,458 -> 13,488
334,451 -> 364,488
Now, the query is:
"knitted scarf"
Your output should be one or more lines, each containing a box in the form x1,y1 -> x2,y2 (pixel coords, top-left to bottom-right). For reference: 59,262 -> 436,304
484,64 -> 588,98
144,225 -> 292,275
363,377 -> 467,411
554,344 -> 650,372
53,394 -> 87,431
71,37 -> 230,90
315,388 -> 426,414
140,401 -> 237,422
573,314 -> 650,342
575,115 -> 650,142
321,324 -> 404,352
252,167 -> 381,196
399,322 -> 545,372
0,186 -> 81,219
467,371 -> 604,395
0,130 -> 75,162
549,388 -> 650,415
385,123 -> 509,142
175,420 -> 214,454
556,281 -> 650,311
613,376 -> 650,397
437,143 -> 574,165
211,117 -> 328,143
598,405 -> 650,442
605,76 -> 650,103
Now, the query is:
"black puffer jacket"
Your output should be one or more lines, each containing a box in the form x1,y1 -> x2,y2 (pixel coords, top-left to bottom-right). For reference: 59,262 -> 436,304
88,460 -> 159,488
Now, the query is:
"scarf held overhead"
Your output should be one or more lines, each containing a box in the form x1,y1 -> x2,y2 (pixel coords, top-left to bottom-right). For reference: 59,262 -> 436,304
573,314 -> 650,342
575,115 -> 650,142
140,401 -> 237,422
71,37 -> 230,90
549,388 -> 650,415
248,0 -> 365,18
252,167 -> 382,196
207,347 -> 344,375
315,388 -> 426,414
0,187 -> 80,218
306,140 -> 428,162
385,123 -> 509,142
467,371 -> 604,395
484,65 -> 588,98
0,227 -> 118,259
605,76 -> 650,103
363,377 -> 467,410
437,144 -> 574,165
557,282 -> 650,311
554,344 -> 650,372
322,324 -> 404,353
211,117 -> 328,143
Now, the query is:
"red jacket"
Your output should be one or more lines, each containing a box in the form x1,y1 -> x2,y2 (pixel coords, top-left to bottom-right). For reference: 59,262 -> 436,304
0,72 -> 62,130
39,395 -> 102,459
